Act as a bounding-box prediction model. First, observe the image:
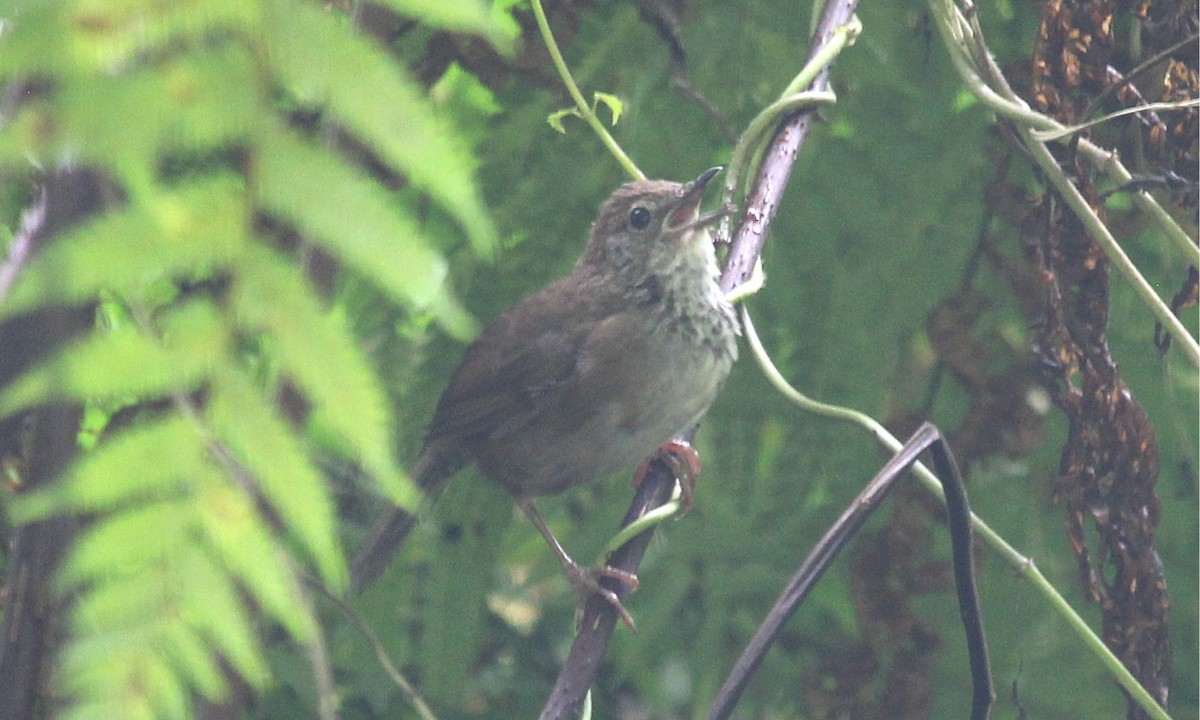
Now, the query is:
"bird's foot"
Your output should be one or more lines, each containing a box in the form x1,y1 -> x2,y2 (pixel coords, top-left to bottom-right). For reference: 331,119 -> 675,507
518,498 -> 640,629
632,439 -> 702,512
562,559 -> 639,630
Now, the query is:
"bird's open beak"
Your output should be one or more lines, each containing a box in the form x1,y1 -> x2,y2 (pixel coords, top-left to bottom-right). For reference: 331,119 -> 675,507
666,166 -> 724,231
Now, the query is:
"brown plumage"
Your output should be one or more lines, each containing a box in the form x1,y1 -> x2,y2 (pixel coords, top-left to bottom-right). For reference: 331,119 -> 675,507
350,169 -> 738,615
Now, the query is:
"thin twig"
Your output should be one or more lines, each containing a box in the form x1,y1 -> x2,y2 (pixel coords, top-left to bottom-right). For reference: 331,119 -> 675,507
293,563 -> 340,720
0,185 -> 47,303
1030,98 -> 1200,142
318,584 -> 439,720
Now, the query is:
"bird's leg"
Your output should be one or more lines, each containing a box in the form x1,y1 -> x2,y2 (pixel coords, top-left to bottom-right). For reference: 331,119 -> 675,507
517,498 -> 639,629
631,439 -> 702,511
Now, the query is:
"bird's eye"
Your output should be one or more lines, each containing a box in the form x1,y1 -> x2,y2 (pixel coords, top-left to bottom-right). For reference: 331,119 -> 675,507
628,206 -> 652,230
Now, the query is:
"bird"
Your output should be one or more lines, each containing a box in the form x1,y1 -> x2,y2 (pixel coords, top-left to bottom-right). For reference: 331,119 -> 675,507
350,167 -> 739,625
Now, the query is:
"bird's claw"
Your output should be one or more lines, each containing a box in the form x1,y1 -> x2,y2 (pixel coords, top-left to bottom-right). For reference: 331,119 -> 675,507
564,561 -> 639,630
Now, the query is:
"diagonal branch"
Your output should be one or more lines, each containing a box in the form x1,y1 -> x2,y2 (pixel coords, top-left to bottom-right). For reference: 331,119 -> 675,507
720,0 -> 858,294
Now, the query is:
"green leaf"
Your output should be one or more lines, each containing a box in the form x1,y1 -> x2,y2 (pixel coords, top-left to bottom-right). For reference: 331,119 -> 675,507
0,176 -> 247,322
52,45 -> 259,191
61,549 -> 270,715
205,368 -> 352,591
196,472 -> 317,640
547,107 -> 581,134
430,62 -> 503,146
545,93 -> 622,134
72,572 -> 172,634
159,620 -> 227,701
232,245 -> 415,507
593,91 -> 624,125
62,698 -> 152,720
12,416 -> 203,523
177,547 -> 271,687
425,280 -> 481,341
59,499 -> 194,589
69,580 -> 228,704
0,45 -> 259,193
372,0 -> 517,55
256,125 -> 447,308
0,300 -> 226,421
0,0 -> 256,75
431,62 -> 502,119
265,0 -> 497,258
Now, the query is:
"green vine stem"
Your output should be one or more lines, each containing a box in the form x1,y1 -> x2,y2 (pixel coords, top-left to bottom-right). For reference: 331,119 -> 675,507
1030,98 -> 1200,142
530,0 -> 645,182
721,16 -> 861,219
739,305 -> 1172,720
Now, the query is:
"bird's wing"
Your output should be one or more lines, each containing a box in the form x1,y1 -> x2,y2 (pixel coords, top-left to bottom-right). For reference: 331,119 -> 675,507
423,280 -> 611,444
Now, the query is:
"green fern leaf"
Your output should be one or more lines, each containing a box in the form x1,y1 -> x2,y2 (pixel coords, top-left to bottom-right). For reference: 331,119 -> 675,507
374,0 -> 517,54
196,470 -> 318,641
61,695 -> 152,720
159,620 -> 227,701
61,545 -> 270,714
0,300 -> 225,420
11,415 -> 203,523
257,126 -> 447,308
0,1 -> 255,75
71,571 -> 174,637
206,368 -> 351,591
233,244 -> 415,507
0,176 -> 246,322
58,47 -> 257,190
0,1 -> 501,716
174,546 -> 272,687
58,500 -> 191,589
265,0 -> 497,257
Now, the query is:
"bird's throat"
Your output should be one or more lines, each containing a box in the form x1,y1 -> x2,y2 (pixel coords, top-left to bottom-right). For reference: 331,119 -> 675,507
650,231 -> 738,359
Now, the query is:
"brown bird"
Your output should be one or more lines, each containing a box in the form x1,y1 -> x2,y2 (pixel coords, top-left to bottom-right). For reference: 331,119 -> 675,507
351,168 -> 738,623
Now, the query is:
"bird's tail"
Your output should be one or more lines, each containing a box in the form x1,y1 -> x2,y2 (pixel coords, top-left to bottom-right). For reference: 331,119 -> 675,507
348,449 -> 460,595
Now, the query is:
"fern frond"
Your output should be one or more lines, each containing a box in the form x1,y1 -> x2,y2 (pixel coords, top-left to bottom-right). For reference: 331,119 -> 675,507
60,543 -> 272,713
0,177 -> 246,321
56,48 -> 258,190
206,367 -> 350,590
194,468 -> 319,640
11,415 -> 203,522
0,300 -> 225,419
257,126 -> 447,307
265,0 -> 497,256
232,244 -> 416,506
375,0 -> 517,52
0,1 -> 256,75
0,0 -> 499,716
